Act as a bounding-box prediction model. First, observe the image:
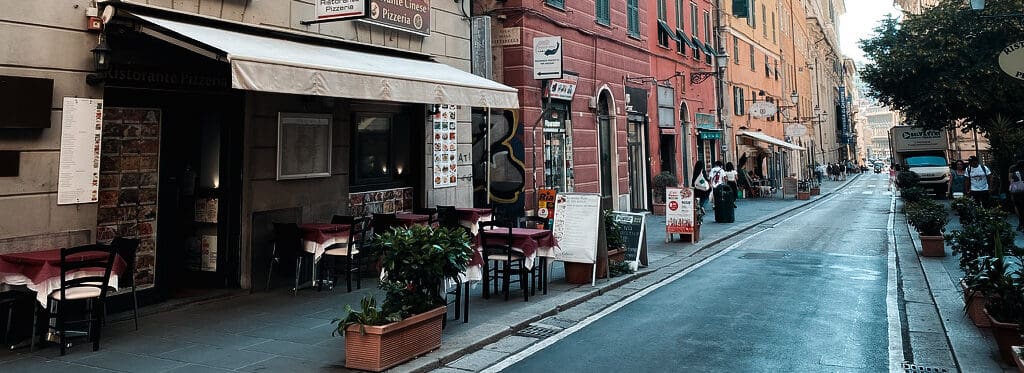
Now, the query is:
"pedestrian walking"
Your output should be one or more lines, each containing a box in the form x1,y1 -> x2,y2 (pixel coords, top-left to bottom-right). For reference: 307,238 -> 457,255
815,163 -> 825,184
965,156 -> 993,208
888,163 -> 897,191
725,162 -> 739,202
826,163 -> 834,181
691,160 -> 711,211
709,161 -> 725,189
949,160 -> 966,198
1008,160 -> 1024,231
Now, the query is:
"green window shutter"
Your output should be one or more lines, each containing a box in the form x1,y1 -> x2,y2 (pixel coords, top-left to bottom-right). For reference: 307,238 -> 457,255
596,0 -> 610,25
628,0 -> 640,36
546,0 -> 565,9
733,0 -> 748,18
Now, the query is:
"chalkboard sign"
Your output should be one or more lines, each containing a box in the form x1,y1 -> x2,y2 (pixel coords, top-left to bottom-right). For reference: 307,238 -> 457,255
611,211 -> 646,271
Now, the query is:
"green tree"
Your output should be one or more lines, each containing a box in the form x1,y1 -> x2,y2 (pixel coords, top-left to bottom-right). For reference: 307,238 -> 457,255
859,0 -> 1024,132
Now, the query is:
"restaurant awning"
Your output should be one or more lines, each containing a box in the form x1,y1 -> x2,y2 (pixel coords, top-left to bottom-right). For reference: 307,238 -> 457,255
133,14 -> 519,108
739,131 -> 805,150
658,20 -> 680,41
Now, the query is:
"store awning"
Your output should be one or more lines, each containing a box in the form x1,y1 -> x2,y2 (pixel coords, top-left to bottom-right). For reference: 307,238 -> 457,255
133,14 -> 519,108
739,131 -> 805,150
658,20 -> 680,41
676,29 -> 696,49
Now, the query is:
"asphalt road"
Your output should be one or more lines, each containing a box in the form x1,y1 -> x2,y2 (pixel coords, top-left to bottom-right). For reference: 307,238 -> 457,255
500,174 -> 895,372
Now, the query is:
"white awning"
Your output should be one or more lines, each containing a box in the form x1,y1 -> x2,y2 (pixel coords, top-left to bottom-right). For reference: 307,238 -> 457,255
134,15 -> 519,108
739,131 -> 805,150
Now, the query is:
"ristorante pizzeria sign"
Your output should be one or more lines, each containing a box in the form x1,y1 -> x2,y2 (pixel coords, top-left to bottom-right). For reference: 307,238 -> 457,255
363,0 -> 431,36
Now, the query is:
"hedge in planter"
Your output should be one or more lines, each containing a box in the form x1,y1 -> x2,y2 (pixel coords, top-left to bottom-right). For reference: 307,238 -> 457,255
652,172 -> 678,204
966,235 -> 1024,363
947,207 -> 1015,280
906,200 -> 949,256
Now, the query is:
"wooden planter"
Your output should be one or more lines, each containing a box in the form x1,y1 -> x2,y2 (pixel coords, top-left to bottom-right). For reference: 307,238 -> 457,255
1013,346 -> 1024,373
960,280 -> 991,328
565,262 -> 594,284
344,306 -> 446,372
918,235 -> 945,257
652,202 -> 666,216
796,191 -> 811,200
608,248 -> 626,263
810,187 -> 821,195
985,309 -> 1024,364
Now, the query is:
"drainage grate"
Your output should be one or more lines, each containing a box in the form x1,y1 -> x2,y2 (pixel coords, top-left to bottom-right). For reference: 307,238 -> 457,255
902,362 -> 950,373
739,252 -> 789,260
515,324 -> 562,339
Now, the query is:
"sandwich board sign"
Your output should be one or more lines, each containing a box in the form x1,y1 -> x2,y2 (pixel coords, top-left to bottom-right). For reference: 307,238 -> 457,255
551,192 -> 600,285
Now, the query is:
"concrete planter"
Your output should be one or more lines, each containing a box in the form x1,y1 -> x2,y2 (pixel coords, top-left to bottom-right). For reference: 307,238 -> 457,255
960,280 -> 992,328
1013,346 -> 1024,373
344,306 -> 446,372
985,308 -> 1024,364
918,235 -> 946,257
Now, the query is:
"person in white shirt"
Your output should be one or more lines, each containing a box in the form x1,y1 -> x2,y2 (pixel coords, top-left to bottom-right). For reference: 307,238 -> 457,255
708,161 -> 725,189
964,155 -> 993,208
724,162 -> 739,201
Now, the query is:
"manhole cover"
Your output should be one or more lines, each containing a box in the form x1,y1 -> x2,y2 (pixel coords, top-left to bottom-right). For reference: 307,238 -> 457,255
515,324 -> 562,339
739,252 -> 789,260
902,362 -> 950,373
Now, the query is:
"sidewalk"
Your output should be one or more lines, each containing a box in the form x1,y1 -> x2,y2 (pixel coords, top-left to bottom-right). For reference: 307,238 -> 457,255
0,177 -> 859,373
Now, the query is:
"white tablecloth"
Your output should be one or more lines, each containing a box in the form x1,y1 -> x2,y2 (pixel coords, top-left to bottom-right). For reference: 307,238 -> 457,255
1,272 -> 120,307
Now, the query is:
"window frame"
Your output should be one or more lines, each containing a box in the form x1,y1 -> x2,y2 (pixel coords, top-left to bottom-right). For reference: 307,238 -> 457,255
596,0 -> 610,26
628,0 -> 641,38
545,0 -> 565,10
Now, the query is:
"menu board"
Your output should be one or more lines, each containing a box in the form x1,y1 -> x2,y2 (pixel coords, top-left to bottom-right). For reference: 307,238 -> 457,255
551,193 -> 600,264
194,198 -> 219,223
610,211 -> 646,270
666,187 -> 696,238
57,97 -> 104,205
432,104 -> 458,188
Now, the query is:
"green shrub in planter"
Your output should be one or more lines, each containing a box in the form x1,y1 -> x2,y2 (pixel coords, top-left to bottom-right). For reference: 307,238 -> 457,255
950,196 -> 980,224
901,187 -> 926,204
965,235 -> 1024,325
946,206 -> 1016,279
906,199 -> 949,236
652,172 -> 678,203
896,170 -> 921,189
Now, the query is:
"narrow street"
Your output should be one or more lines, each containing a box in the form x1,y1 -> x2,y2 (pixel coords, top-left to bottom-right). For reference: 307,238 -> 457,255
494,173 -> 894,372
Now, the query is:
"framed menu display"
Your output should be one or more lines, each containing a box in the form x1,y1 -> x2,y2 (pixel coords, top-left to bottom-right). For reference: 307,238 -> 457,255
58,97 -> 104,205
432,104 -> 458,188
665,187 -> 697,243
277,113 -> 332,180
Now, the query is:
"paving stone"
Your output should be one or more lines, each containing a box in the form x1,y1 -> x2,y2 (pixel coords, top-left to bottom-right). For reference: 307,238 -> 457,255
482,335 -> 538,354
158,343 -> 276,370
243,339 -> 343,364
74,350 -> 187,372
446,349 -> 509,371
905,302 -> 943,333
161,364 -> 235,373
536,317 -> 576,329
0,356 -> 114,373
237,355 -> 341,373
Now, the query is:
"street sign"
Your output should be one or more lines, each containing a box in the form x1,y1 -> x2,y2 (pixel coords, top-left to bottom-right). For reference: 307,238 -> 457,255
999,40 -> 1024,80
785,123 -> 808,137
749,102 -> 777,118
533,36 -> 563,80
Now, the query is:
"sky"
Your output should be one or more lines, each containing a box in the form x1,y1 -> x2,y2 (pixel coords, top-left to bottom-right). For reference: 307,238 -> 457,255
838,0 -> 902,64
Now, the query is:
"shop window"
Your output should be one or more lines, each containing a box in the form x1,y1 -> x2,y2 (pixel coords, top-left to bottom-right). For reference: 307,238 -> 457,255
353,113 -> 410,189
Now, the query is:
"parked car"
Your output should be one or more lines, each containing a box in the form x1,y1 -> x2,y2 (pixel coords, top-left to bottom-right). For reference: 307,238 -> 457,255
874,164 -> 883,173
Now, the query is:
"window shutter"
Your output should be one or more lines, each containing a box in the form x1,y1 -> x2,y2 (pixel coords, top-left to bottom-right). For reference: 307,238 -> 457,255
628,0 -> 640,36
597,0 -> 610,25
732,0 -> 749,18
546,0 -> 565,9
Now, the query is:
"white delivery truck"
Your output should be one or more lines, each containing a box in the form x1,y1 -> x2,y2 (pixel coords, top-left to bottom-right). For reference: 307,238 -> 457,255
889,126 -> 951,198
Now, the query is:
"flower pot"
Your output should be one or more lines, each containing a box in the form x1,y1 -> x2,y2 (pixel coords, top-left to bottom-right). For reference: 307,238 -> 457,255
652,202 -> 666,216
565,262 -> 594,284
810,187 -> 820,195
1012,346 -> 1024,373
960,280 -> 991,328
918,235 -> 946,257
985,308 -> 1024,364
796,191 -> 811,200
344,306 -> 446,372
608,248 -> 626,263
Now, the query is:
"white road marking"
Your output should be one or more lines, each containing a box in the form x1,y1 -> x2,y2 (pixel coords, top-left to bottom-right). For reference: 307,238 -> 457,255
886,193 -> 905,372
862,191 -> 874,195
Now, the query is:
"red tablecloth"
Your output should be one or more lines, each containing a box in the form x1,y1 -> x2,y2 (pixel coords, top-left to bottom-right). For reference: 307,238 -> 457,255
298,223 -> 350,244
480,228 -> 557,258
395,213 -> 430,227
0,249 -> 127,286
455,208 -> 492,223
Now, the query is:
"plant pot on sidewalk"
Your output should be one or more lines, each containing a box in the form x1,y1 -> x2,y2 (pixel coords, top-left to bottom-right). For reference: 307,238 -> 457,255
919,235 -> 946,257
796,191 -> 810,200
344,306 -> 446,372
986,308 -> 1024,364
810,187 -> 820,195
652,202 -> 666,216
565,262 -> 594,284
960,279 -> 992,328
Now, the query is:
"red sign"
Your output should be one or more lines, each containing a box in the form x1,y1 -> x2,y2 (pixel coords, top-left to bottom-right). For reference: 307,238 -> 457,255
665,187 -> 695,234
537,188 -> 557,220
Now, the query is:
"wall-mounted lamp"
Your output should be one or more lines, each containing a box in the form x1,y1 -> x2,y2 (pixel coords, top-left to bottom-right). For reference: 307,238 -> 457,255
690,53 -> 730,84
86,38 -> 112,86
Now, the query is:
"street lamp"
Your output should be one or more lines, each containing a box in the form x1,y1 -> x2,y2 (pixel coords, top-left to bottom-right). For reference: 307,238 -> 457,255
689,52 -> 730,84
813,105 -> 829,163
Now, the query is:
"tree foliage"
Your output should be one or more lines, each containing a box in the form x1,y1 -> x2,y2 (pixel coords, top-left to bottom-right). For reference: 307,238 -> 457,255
859,0 -> 1024,132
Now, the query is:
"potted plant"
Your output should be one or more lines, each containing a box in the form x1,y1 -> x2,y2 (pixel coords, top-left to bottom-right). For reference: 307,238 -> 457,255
594,210 -> 626,279
977,244 -> 1024,364
1013,346 -> 1024,372
796,181 -> 811,200
906,199 -> 949,256
947,206 -> 1015,327
333,225 -> 473,372
652,172 -> 678,215
950,196 -> 980,225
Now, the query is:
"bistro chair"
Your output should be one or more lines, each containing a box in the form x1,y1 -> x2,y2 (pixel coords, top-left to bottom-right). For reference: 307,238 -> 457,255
443,278 -> 471,324
268,223 -> 310,296
437,205 -> 472,236
325,215 -> 368,292
31,244 -> 117,355
413,207 -> 438,225
479,220 -> 531,302
1,292 -> 25,346
109,237 -> 140,329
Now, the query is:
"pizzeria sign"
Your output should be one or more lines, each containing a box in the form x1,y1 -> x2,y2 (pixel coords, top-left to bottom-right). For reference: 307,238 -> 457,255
303,0 -> 369,25
362,0 -> 431,36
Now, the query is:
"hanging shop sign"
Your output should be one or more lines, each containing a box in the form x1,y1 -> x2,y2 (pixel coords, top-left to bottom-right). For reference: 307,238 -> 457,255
699,130 -> 722,140
58,97 -> 104,205
362,0 -> 430,36
665,187 -> 695,236
310,0 -> 369,24
749,101 -> 778,119
624,86 -> 648,115
838,86 -> 851,144
432,104 -> 458,188
545,71 -> 578,101
785,123 -> 808,137
695,113 -> 716,129
533,36 -> 563,80
999,40 -> 1024,80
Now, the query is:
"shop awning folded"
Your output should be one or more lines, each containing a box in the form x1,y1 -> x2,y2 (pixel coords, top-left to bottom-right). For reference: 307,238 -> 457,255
676,29 -> 696,49
134,15 -> 519,108
702,43 -> 717,56
691,37 -> 706,52
658,20 -> 680,41
739,131 -> 805,150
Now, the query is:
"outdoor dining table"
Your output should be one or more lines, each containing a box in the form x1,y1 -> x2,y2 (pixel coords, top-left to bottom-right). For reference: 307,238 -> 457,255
455,208 -> 492,235
476,227 -> 558,297
297,223 -> 351,288
394,213 -> 431,227
0,248 -> 127,307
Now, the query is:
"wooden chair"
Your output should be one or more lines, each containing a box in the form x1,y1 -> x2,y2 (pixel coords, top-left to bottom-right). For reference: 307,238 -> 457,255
32,244 -> 117,355
0,292 -> 24,345
325,215 -> 367,292
109,238 -> 140,330
267,223 -> 311,296
479,220 -> 531,301
436,205 -> 459,229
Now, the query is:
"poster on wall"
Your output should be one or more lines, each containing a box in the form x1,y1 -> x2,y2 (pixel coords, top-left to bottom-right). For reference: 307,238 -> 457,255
194,198 -> 219,223
201,235 -> 217,272
665,187 -> 695,235
277,113 -> 332,180
537,188 -> 556,220
432,104 -> 458,188
58,97 -> 104,205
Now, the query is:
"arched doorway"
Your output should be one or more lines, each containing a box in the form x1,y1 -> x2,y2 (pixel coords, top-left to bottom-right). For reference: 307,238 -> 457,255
598,91 -> 614,208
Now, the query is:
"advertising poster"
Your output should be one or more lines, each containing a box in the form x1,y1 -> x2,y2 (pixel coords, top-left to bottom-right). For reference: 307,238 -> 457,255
58,97 -> 104,205
201,235 -> 217,272
665,187 -> 695,234
432,104 -> 458,188
537,188 -> 556,220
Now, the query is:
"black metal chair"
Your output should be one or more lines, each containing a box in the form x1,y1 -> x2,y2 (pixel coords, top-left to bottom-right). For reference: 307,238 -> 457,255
517,216 -> 551,295
267,223 -> 310,296
324,215 -> 368,292
0,292 -> 24,346
436,205 -> 459,229
109,238 -> 140,330
413,207 -> 438,225
32,244 -> 117,355
479,220 -> 530,302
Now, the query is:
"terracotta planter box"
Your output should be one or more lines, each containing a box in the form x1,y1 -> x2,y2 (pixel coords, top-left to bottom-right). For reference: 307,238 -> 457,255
796,191 -> 811,200
918,235 -> 945,257
344,306 -> 446,372
1013,346 -> 1024,373
960,280 -> 991,328
810,187 -> 821,195
565,262 -> 594,284
652,203 -> 666,216
985,309 -> 1024,364
608,248 -> 625,263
